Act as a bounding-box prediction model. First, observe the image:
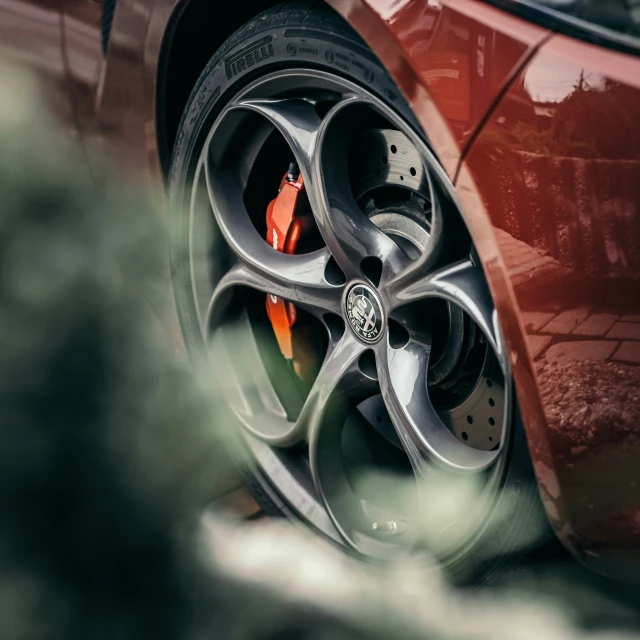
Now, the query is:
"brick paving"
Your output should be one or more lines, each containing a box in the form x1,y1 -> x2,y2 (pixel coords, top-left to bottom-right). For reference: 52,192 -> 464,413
522,306 -> 640,366
522,311 -> 555,332
493,227 -> 640,367
508,255 -> 555,278
572,313 -> 618,337
607,322 -> 640,340
541,309 -> 590,334
545,340 -> 618,363
614,341 -> 640,365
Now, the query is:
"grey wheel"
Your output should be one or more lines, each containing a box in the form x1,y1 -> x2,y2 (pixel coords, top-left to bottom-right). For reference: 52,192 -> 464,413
169,2 -> 544,583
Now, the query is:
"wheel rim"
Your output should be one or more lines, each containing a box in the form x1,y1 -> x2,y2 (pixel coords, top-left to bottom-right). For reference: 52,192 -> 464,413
186,69 -> 512,561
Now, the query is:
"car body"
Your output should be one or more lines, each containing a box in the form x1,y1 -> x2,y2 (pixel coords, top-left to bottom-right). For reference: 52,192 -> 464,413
2,0 -> 639,581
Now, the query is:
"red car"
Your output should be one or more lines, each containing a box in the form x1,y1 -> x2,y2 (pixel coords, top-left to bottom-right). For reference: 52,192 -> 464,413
2,0 -> 639,583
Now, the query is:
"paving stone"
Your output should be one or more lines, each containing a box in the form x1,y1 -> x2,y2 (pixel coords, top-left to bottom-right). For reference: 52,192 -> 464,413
509,255 -> 554,277
540,309 -> 589,334
504,247 -> 544,265
573,313 -> 618,337
512,261 -> 568,289
621,314 -> 640,323
544,340 -> 618,363
607,322 -> 640,340
613,341 -> 640,364
522,311 -> 556,332
527,335 -> 552,359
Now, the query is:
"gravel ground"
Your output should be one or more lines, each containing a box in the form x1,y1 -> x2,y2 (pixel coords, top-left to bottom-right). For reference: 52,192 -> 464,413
537,360 -> 640,457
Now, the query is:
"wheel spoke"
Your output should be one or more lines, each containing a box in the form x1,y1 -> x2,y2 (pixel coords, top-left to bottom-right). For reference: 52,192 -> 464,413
230,97 -> 320,197
387,259 -> 507,370
207,311 -> 291,445
313,99 -> 407,282
301,332 -> 377,444
307,334 -> 412,549
204,251 -> 342,332
207,312 -> 375,448
381,188 -> 445,292
378,338 -> 498,473
232,97 -> 406,282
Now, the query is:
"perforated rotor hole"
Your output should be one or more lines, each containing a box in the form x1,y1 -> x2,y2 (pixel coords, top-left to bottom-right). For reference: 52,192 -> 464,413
461,410 -> 499,447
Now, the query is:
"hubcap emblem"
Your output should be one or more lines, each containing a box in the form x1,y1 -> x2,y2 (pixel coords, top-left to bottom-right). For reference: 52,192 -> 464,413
346,284 -> 384,343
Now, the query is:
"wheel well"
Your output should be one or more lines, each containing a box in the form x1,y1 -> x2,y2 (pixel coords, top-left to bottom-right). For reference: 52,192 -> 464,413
156,0 -> 282,175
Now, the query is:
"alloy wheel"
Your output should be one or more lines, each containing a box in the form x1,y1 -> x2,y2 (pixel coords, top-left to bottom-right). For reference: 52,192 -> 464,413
187,69 -> 512,560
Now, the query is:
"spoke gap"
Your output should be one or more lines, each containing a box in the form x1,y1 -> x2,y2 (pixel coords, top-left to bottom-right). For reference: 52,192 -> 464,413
360,256 -> 382,288
325,255 -> 347,285
388,318 -> 409,349
358,349 -> 378,381
323,313 -> 345,342
314,98 -> 341,120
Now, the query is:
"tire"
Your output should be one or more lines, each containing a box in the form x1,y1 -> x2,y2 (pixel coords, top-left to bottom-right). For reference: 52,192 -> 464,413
168,0 -> 549,585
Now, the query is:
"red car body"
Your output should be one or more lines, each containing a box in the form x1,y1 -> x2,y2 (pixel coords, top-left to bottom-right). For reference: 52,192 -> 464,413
2,0 -> 639,580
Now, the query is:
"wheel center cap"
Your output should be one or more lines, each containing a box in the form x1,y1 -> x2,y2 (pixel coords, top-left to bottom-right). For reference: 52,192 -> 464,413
345,283 -> 385,344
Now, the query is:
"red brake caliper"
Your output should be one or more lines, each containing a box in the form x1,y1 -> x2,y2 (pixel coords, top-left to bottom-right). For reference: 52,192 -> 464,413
265,162 -> 305,365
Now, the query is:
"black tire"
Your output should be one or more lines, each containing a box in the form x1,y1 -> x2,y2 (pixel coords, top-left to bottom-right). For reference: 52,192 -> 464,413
168,0 -> 549,584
